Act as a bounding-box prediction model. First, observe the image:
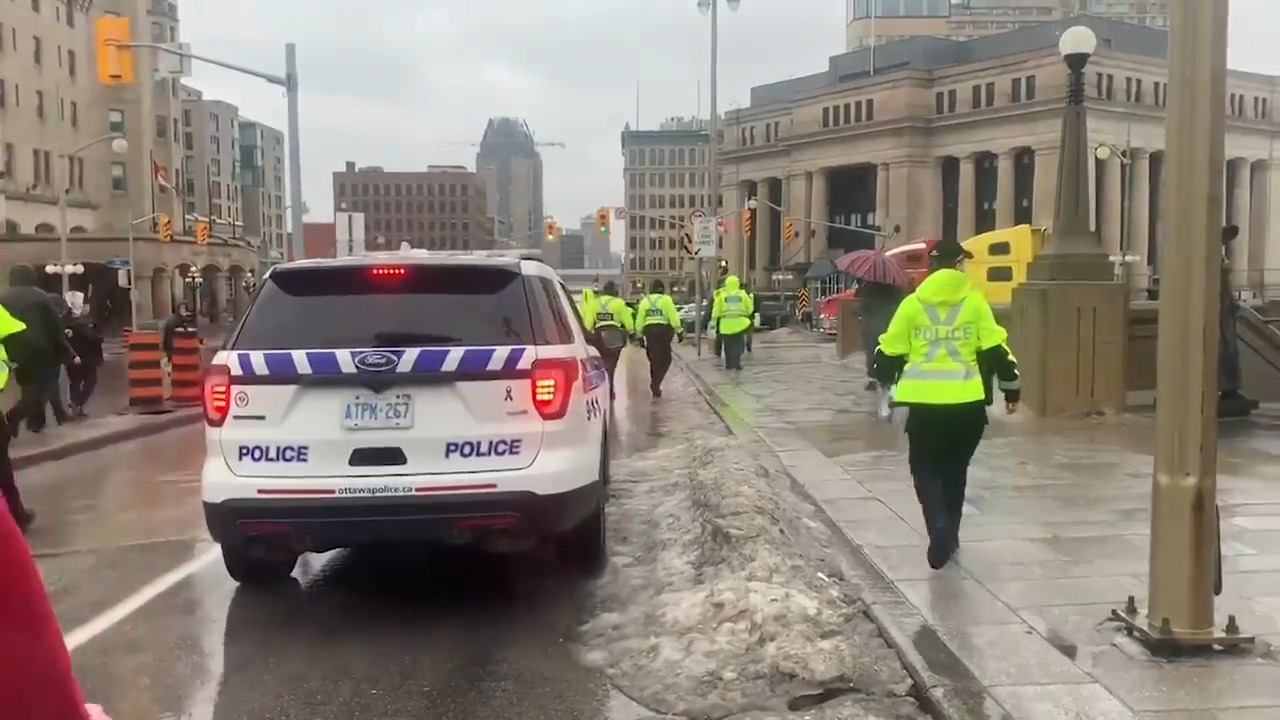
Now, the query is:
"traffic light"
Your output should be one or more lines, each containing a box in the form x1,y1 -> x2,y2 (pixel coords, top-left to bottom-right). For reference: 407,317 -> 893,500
783,219 -> 795,244
195,221 -> 210,245
158,214 -> 173,242
741,208 -> 754,240
544,219 -> 557,241
596,208 -> 611,234
95,16 -> 136,85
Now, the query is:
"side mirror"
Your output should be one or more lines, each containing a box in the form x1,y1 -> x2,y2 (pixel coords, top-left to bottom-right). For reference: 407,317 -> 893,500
1222,224 -> 1240,244
891,223 -> 902,238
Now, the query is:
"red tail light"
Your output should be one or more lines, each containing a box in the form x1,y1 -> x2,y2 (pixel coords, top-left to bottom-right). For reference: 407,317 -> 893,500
530,358 -> 579,420
204,364 -> 232,427
371,267 -> 406,277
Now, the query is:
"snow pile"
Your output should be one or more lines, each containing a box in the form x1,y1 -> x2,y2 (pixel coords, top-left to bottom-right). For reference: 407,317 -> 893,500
575,371 -> 925,719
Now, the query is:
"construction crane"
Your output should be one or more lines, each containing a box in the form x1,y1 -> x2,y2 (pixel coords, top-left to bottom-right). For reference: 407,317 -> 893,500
449,140 -> 566,149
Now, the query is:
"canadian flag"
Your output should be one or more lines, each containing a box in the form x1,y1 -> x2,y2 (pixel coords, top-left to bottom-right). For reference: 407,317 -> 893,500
152,159 -> 175,194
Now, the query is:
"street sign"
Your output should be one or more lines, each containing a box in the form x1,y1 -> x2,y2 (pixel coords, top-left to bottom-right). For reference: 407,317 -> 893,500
105,258 -> 130,269
614,208 -> 627,219
688,209 -> 707,223
681,230 -> 695,257
693,217 -> 716,258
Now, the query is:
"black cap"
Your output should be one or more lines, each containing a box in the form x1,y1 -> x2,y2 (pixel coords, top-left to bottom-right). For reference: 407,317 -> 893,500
929,238 -> 974,264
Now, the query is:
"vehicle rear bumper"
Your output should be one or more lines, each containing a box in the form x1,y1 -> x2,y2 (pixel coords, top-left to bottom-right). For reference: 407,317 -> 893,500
203,480 -> 605,553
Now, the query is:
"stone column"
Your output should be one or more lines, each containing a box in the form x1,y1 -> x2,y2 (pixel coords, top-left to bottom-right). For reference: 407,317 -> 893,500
213,271 -> 230,319
1129,149 -> 1151,292
784,172 -> 806,266
1100,153 -> 1123,254
1032,146 -> 1058,227
957,155 -> 976,241
810,169 -> 829,260
1087,150 -> 1098,232
756,178 -> 774,285
1249,161 -> 1269,294
131,273 -> 154,328
1266,163 -> 1280,297
887,162 -> 917,244
1229,158 -> 1251,290
875,163 -> 890,233
801,171 -> 814,262
996,150 -> 1016,229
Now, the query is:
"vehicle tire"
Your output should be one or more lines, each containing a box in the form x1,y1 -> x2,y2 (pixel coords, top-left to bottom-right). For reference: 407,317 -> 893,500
221,544 -> 298,585
562,503 -> 607,578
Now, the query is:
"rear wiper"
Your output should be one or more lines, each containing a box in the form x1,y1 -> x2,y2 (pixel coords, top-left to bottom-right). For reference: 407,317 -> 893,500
371,331 -> 461,347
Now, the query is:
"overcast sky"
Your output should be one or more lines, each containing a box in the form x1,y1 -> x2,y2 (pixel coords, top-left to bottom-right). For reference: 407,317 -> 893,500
180,0 -> 1279,231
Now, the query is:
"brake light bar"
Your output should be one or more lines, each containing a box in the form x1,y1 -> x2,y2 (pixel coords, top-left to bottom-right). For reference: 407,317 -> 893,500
530,358 -> 580,421
371,267 -> 407,277
204,364 -> 232,427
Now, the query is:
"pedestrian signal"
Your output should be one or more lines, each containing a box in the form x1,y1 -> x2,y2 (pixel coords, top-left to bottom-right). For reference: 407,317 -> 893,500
741,208 -> 754,239
596,208 -> 611,234
95,17 -> 135,85
783,219 -> 795,244
159,214 -> 173,242
195,221 -> 210,244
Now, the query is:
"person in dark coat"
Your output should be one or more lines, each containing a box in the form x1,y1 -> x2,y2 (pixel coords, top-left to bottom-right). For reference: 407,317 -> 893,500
0,266 -> 75,437
160,304 -> 196,366
857,280 -> 904,391
63,295 -> 104,419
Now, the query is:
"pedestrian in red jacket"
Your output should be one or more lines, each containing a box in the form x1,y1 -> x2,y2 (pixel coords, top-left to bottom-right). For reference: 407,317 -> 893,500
0,503 -> 106,719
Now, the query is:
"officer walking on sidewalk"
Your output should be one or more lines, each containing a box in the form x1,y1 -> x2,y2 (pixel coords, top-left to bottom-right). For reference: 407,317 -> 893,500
635,280 -> 683,397
872,237 -> 1020,570
592,281 -> 634,397
711,275 -> 754,371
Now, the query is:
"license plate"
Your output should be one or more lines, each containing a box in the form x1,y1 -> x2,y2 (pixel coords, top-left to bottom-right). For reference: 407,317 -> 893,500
342,393 -> 414,429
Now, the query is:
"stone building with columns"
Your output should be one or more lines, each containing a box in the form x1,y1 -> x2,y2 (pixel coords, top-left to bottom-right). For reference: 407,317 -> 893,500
720,15 -> 1280,294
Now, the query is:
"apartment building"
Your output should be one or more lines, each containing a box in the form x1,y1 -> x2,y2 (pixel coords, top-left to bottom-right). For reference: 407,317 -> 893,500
76,0 -> 182,234
0,0 -> 99,234
331,162 -> 493,252
475,117 -> 544,248
620,117 -> 718,286
846,0 -> 1170,51
239,119 -> 287,263
179,84 -> 241,237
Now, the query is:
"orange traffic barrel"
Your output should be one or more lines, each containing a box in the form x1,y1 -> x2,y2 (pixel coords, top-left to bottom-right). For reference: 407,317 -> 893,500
126,330 -> 166,412
169,328 -> 203,406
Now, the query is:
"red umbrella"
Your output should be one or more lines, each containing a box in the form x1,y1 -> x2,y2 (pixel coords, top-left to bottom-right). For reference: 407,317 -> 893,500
834,249 -> 909,286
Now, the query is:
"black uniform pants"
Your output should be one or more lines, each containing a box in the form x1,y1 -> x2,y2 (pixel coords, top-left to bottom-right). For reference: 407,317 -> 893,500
0,414 -> 25,520
642,325 -> 674,389
906,420 -> 984,552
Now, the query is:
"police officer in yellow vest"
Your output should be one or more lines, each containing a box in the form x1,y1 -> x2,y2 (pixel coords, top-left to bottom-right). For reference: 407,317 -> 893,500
0,304 -> 33,532
873,237 -> 1019,569
577,288 -> 599,330
593,281 -> 634,396
635,279 -> 682,397
711,275 -> 754,371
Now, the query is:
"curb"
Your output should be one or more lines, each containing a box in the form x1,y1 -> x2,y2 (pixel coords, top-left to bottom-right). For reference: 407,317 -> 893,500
673,350 -> 1005,720
13,408 -> 203,470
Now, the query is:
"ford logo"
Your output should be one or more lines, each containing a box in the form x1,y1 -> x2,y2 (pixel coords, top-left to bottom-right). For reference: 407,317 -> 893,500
352,350 -> 399,372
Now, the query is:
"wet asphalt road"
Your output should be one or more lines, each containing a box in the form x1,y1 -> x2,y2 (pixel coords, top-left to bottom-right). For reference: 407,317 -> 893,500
25,351 -> 669,720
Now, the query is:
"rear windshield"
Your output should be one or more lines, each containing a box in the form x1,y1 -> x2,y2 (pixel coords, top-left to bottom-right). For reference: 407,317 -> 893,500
231,265 -> 537,350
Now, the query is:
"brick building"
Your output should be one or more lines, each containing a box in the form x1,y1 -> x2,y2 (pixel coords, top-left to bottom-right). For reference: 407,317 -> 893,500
331,162 -> 493,252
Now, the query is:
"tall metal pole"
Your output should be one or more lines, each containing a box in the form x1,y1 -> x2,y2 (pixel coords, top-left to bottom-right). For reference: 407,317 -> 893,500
1112,0 -> 1250,649
57,166 -> 70,295
127,218 -> 138,330
695,0 -> 719,358
285,43 -> 305,262
1147,0 -> 1228,640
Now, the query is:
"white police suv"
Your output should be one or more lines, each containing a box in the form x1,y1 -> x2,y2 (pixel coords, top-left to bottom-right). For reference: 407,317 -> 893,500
201,248 -> 611,584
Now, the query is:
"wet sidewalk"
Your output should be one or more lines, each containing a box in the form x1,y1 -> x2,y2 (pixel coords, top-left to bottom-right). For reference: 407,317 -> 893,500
677,329 -> 1280,719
